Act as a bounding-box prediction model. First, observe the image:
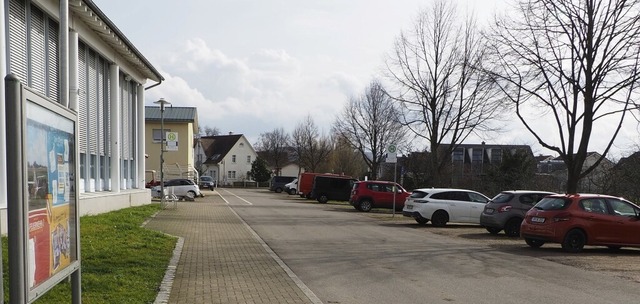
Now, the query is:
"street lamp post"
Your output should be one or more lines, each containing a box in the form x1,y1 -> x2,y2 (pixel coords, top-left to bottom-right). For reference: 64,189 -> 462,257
154,98 -> 171,203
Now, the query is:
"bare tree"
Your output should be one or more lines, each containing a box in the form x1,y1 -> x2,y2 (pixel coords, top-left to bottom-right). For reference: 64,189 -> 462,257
291,115 -> 332,172
385,0 -> 499,186
198,125 -> 220,137
256,128 -> 290,176
330,134 -> 368,178
486,0 -> 640,193
333,80 -> 405,180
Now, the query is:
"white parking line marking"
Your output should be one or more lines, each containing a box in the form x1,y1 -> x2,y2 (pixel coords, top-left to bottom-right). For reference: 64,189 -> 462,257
219,189 -> 253,205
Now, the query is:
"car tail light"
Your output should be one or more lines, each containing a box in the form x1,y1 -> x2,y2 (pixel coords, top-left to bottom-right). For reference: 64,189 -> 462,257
553,212 -> 572,222
498,205 -> 512,213
414,199 -> 429,204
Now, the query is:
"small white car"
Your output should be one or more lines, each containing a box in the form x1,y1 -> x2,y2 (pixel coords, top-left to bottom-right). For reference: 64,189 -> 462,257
402,188 -> 490,226
152,178 -> 203,201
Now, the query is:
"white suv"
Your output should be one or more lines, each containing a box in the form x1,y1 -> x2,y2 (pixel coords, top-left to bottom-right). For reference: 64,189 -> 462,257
402,188 -> 490,226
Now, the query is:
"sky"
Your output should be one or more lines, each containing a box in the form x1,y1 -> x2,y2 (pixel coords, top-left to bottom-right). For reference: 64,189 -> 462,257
93,0 -> 639,160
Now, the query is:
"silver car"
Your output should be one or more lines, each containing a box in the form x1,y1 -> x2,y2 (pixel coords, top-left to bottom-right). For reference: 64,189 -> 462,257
480,190 -> 556,237
152,178 -> 203,201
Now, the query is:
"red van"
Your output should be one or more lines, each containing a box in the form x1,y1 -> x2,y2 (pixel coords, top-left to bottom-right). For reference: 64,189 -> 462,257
297,172 -> 322,198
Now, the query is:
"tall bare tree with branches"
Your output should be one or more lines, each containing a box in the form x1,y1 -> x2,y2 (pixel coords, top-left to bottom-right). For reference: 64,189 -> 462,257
333,80 -> 405,180
330,135 -> 368,177
291,115 -> 332,173
256,128 -> 290,176
486,0 -> 640,193
385,0 -> 500,186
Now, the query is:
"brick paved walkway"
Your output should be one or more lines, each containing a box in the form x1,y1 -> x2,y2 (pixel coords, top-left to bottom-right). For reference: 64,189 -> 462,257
144,192 -> 319,304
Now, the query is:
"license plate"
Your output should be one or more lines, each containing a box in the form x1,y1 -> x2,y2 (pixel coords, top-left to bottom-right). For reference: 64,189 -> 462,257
406,205 -> 413,210
531,216 -> 545,223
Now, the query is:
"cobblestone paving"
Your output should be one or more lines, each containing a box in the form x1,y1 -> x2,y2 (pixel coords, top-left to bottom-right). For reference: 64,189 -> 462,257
144,193 -> 314,304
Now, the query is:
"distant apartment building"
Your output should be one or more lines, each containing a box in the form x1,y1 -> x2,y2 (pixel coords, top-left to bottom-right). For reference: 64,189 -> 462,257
448,143 -> 534,186
536,152 -> 614,193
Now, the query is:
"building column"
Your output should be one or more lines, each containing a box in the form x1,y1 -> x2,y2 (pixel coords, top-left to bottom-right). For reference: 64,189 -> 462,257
68,30 -> 78,111
60,0 -> 69,107
0,1 -> 7,210
110,64 -> 120,192
136,84 -> 145,189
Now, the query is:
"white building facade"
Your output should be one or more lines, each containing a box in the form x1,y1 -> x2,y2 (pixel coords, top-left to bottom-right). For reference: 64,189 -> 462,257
195,134 -> 258,185
1,0 -> 163,232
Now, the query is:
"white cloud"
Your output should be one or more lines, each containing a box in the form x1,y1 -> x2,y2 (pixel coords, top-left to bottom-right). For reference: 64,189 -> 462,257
97,0 -> 639,157
145,39 -> 354,141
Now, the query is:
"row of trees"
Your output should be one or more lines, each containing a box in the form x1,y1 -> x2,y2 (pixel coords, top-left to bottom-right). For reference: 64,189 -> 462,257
253,0 -> 640,194
254,117 -> 368,179
387,0 -> 640,193
389,0 -> 640,193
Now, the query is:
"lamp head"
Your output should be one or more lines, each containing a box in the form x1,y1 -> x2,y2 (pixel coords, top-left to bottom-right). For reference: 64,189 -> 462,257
154,98 -> 171,110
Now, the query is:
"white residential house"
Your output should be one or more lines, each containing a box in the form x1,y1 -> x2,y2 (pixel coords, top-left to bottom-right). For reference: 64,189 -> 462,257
194,134 -> 258,185
256,147 -> 303,178
279,163 -> 302,178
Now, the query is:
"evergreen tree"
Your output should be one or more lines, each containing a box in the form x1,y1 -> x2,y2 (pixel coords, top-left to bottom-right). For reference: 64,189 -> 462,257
250,158 -> 272,183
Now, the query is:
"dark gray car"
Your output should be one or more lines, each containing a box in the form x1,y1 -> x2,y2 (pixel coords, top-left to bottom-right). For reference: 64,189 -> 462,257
480,190 -> 556,237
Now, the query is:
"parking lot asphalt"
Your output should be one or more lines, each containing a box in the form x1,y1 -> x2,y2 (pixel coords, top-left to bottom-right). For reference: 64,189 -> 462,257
142,189 -> 640,303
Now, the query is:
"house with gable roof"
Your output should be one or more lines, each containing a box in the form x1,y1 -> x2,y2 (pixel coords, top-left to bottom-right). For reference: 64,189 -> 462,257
194,133 -> 258,185
256,146 -> 303,177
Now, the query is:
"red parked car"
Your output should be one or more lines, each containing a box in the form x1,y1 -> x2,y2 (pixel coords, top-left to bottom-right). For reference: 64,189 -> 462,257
520,193 -> 640,252
349,180 -> 410,212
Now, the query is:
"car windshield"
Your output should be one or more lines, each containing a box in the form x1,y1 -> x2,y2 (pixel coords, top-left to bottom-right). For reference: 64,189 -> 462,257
491,192 -> 514,204
410,191 -> 429,199
533,197 -> 570,210
201,176 -> 213,181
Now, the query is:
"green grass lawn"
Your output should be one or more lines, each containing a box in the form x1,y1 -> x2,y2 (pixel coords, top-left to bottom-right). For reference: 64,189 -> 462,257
2,203 -> 177,304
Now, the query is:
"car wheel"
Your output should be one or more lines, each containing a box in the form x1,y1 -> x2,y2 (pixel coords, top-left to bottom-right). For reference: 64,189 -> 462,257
318,194 -> 328,204
485,227 -> 501,235
288,188 -> 297,195
359,200 -> 373,212
275,187 -> 283,193
525,238 -> 545,248
562,229 -> 586,253
504,218 -> 522,237
415,218 -> 428,225
185,191 -> 196,201
430,210 -> 449,227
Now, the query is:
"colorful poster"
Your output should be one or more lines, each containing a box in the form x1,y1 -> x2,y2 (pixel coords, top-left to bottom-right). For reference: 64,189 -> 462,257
28,209 -> 50,288
26,102 -> 75,290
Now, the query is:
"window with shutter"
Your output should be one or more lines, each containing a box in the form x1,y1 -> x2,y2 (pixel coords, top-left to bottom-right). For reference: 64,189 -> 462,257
97,58 -> 105,157
88,50 -> 98,155
46,19 -> 59,100
8,0 -> 28,83
29,7 -> 46,92
121,79 -> 131,159
78,43 -> 88,154
8,1 -> 60,99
